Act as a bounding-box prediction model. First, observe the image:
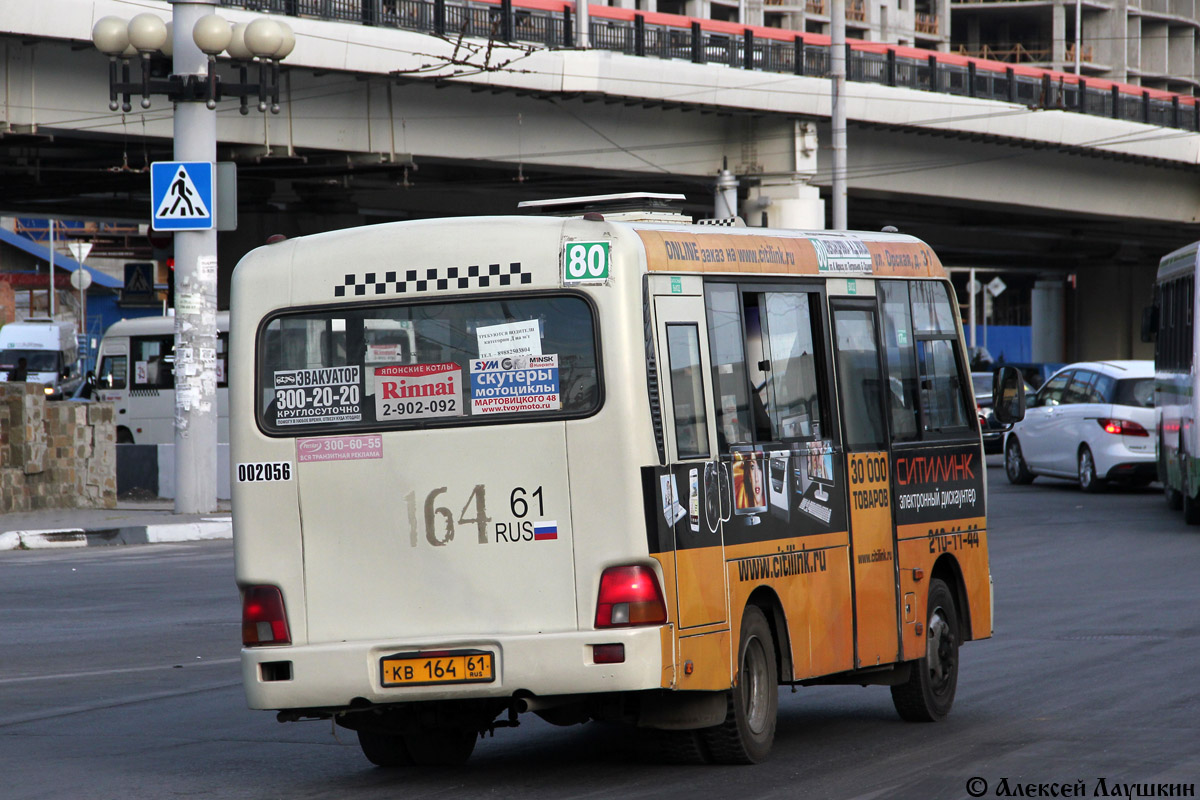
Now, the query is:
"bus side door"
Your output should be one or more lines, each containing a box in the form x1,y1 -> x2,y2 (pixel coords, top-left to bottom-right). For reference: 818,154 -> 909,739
653,277 -> 728,632
831,299 -> 901,669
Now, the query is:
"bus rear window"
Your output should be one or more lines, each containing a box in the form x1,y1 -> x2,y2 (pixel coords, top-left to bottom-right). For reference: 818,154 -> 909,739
256,295 -> 601,434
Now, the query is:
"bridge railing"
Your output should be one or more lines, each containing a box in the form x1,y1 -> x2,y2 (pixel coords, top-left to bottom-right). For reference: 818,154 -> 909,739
218,0 -> 1199,133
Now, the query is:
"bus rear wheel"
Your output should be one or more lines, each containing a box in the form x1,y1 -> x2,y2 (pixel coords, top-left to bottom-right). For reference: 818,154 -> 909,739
699,605 -> 778,764
403,728 -> 477,766
1164,476 -> 1183,510
356,729 -> 412,768
891,578 -> 959,722
1161,434 -> 1183,509
1183,486 -> 1200,526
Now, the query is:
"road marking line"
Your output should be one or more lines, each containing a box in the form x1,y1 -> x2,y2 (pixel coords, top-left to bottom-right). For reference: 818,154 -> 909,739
0,657 -> 240,685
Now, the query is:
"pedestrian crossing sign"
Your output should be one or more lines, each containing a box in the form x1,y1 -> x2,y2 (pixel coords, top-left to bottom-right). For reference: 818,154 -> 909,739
151,161 -> 214,231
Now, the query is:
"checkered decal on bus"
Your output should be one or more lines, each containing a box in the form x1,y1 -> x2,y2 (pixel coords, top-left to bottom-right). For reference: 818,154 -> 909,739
334,263 -> 531,298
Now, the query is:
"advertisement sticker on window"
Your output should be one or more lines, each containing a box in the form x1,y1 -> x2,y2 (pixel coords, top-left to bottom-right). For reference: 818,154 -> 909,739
476,320 -> 542,359
365,344 -> 408,363
470,354 -> 560,415
374,363 -> 463,422
272,366 -> 362,426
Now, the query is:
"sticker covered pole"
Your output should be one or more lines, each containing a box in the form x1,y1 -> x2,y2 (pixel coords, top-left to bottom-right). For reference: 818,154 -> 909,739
172,0 -> 220,513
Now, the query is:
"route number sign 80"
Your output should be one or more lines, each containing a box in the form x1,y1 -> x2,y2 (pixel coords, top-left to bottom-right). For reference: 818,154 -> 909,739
563,241 -> 611,283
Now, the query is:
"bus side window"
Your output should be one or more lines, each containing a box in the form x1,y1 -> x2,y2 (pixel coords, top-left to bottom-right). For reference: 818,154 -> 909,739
761,291 -> 822,441
98,355 -> 127,390
704,283 -> 825,449
1187,276 -> 1195,367
217,333 -> 229,387
834,309 -> 889,449
879,281 -> 919,441
911,282 -> 971,434
665,324 -> 711,459
742,297 -> 773,441
705,283 -> 753,450
131,335 -> 175,389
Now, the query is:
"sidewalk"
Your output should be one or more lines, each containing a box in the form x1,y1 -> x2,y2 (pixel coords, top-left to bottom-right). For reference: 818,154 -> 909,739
0,499 -> 232,550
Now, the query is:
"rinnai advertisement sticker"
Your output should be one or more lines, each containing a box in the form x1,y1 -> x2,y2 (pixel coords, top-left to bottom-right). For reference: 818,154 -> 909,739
470,355 -> 560,415
375,363 -> 463,422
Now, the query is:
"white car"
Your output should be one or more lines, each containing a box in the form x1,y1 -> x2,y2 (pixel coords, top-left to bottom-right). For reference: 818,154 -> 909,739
1004,360 -> 1156,492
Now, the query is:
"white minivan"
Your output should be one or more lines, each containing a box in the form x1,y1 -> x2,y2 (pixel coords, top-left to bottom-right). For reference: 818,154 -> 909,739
0,318 -> 81,398
1004,360 -> 1155,491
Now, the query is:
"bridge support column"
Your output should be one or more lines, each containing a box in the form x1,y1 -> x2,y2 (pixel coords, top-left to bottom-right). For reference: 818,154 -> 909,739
739,119 -> 823,229
1031,277 -> 1065,362
746,179 -> 824,230
1051,2 -> 1067,69
1073,262 -> 1157,361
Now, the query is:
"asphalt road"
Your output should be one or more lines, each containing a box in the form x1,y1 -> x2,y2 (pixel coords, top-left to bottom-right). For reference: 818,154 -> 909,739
2,458 -> 1199,800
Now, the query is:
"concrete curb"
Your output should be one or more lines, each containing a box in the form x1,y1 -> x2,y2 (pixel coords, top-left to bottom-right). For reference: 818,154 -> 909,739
0,519 -> 232,550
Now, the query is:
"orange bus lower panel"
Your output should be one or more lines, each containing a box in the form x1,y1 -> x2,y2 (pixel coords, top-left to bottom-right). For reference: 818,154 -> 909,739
896,528 -> 992,663
724,538 -> 854,682
846,452 -> 899,669
674,545 -> 728,629
676,630 -> 733,692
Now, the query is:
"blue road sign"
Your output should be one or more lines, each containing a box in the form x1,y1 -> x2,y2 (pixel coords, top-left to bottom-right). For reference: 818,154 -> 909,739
122,262 -> 157,305
151,161 -> 214,231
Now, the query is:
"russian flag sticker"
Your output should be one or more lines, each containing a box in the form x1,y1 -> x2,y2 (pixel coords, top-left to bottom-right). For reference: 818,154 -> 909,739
533,521 -> 558,541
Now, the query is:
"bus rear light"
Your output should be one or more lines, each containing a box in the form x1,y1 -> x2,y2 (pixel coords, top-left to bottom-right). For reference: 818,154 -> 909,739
592,643 -> 625,664
1099,418 -> 1149,437
242,585 -> 291,646
594,566 -> 667,628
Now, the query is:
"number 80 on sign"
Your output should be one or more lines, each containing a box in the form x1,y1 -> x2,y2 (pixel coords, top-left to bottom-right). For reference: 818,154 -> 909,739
563,241 -> 611,283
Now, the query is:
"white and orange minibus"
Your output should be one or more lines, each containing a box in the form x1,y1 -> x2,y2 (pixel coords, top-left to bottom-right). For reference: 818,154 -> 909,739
230,200 -> 1023,766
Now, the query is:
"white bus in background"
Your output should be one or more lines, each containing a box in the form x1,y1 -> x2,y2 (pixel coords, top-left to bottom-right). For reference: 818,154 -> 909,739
94,312 -> 230,444
1149,240 -> 1200,521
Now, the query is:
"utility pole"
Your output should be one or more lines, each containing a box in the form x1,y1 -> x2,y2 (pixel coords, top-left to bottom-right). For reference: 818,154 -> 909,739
48,218 -> 57,318
171,0 -> 220,514
830,0 -> 847,230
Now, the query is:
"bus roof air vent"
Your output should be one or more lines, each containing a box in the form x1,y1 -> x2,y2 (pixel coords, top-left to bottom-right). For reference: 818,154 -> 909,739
518,193 -> 691,224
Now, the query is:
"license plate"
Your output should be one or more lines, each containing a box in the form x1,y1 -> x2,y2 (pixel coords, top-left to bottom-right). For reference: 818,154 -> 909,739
380,649 -> 495,687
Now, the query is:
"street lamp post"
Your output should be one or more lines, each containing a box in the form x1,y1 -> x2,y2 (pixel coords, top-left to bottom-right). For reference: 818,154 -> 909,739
93,3 -> 292,514
171,0 -> 220,515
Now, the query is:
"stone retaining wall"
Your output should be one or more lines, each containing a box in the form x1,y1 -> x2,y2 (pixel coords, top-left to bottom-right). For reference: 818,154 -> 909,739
0,383 -> 116,512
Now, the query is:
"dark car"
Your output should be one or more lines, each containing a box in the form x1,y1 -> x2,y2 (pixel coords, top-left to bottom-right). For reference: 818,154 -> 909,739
972,372 -> 1034,454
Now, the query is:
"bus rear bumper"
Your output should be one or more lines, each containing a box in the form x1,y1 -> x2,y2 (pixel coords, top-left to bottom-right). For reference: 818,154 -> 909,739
241,627 -> 665,711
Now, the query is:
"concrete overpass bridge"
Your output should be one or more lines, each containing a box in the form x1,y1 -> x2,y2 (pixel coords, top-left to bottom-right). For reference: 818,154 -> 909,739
4,0 -> 1200,358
